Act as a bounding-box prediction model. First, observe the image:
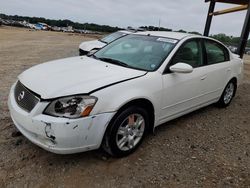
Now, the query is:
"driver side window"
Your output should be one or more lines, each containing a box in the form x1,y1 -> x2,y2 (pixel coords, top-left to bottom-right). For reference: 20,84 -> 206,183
172,40 -> 203,68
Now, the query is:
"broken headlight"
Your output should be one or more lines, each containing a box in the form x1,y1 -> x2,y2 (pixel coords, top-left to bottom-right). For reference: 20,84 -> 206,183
44,96 -> 98,118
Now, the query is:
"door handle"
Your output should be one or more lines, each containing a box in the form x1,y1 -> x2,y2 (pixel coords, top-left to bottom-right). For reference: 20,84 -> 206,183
201,75 -> 207,80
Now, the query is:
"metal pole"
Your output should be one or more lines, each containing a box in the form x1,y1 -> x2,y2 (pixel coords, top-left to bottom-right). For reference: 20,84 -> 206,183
237,3 -> 250,58
204,0 -> 216,36
158,19 -> 161,31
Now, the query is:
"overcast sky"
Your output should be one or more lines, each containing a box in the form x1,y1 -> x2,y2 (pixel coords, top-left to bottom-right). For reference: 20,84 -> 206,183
0,0 -> 247,36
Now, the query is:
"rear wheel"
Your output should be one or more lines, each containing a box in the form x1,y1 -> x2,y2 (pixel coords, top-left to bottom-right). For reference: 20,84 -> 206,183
102,106 -> 149,157
217,80 -> 236,107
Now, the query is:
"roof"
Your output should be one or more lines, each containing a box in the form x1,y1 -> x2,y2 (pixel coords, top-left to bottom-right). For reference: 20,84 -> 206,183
205,0 -> 249,5
134,31 -> 194,40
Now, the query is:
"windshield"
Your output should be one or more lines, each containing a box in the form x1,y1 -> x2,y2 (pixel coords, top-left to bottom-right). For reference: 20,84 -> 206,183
100,31 -> 127,44
94,35 -> 178,71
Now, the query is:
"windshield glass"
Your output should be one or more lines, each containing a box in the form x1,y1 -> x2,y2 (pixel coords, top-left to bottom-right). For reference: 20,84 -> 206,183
95,35 -> 178,71
100,32 -> 126,44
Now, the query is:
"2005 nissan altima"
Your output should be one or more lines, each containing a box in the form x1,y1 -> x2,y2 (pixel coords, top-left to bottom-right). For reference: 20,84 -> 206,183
8,31 -> 243,157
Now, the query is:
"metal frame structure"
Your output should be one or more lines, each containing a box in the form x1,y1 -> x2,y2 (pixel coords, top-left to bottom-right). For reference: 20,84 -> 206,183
204,0 -> 250,58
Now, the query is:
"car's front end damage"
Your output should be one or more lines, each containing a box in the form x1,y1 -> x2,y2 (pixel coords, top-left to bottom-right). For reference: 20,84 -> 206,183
8,81 -> 115,154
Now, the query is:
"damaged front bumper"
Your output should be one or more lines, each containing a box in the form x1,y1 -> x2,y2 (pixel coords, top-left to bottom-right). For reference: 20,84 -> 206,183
8,85 -> 115,154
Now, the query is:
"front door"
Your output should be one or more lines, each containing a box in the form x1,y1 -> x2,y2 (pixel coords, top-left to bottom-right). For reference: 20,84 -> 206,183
159,39 -> 206,124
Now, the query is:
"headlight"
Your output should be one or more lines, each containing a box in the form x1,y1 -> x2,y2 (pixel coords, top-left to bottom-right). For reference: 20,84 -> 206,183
44,96 -> 98,118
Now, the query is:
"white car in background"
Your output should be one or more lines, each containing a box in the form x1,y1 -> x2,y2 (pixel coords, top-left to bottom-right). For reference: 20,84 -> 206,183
9,31 -> 243,157
79,30 -> 132,56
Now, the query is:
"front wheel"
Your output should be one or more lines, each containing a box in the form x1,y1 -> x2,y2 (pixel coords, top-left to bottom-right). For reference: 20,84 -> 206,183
102,106 -> 149,157
217,80 -> 237,107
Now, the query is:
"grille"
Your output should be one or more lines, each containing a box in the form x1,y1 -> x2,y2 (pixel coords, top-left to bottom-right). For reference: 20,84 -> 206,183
14,81 -> 40,112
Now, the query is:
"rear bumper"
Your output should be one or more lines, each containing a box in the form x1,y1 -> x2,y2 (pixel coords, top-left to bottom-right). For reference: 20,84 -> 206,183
8,84 -> 115,154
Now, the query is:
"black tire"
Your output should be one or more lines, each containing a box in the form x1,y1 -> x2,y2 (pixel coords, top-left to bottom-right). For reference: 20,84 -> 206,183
216,79 -> 237,108
102,106 -> 149,157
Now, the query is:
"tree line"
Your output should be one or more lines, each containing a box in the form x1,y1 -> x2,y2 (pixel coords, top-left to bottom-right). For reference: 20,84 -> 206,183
0,13 -> 249,47
210,33 -> 250,47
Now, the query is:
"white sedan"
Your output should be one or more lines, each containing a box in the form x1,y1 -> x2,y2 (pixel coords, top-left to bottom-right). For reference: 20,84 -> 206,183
8,31 -> 243,157
79,30 -> 132,56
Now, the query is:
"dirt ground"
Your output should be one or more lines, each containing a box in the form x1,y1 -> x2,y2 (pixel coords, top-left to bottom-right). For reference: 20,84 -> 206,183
0,26 -> 249,188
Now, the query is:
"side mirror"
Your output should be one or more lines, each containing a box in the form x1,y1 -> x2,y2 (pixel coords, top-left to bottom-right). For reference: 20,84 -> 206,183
169,63 -> 193,74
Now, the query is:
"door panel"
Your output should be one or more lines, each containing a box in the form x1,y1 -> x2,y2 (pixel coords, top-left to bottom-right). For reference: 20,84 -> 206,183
160,67 -> 212,123
199,61 -> 231,102
159,38 -> 232,124
160,39 -> 205,123
201,39 -> 232,101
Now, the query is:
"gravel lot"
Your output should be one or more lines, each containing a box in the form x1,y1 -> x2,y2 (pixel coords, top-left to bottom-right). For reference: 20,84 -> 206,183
0,26 -> 249,188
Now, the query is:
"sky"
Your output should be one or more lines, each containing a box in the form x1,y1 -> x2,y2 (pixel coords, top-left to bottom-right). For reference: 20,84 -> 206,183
0,0 -> 247,36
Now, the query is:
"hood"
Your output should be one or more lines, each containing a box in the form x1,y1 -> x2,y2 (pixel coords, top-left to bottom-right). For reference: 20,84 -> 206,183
79,40 -> 106,52
19,56 -> 146,99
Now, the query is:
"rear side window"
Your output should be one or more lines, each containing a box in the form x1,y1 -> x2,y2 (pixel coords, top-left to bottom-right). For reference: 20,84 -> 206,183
204,40 -> 229,65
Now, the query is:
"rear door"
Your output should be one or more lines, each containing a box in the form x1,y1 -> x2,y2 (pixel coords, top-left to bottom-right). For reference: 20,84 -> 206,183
199,39 -> 231,102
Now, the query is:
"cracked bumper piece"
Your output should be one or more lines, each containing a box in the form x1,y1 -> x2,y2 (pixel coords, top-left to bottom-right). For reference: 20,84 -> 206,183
8,86 -> 115,154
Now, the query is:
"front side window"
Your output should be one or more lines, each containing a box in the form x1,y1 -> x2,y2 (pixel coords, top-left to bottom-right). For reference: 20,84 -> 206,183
204,40 -> 229,65
171,40 -> 203,68
94,35 -> 177,71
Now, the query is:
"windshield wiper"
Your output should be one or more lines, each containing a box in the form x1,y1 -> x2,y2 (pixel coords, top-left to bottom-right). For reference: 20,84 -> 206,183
88,54 -> 99,59
98,57 -> 130,68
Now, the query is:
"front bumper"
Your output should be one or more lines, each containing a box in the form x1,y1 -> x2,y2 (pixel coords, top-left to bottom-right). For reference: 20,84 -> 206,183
8,84 -> 115,154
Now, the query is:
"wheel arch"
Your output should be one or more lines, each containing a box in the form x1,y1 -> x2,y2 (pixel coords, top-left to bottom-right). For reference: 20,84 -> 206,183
230,77 -> 237,84
110,98 -> 155,133
228,77 -> 237,97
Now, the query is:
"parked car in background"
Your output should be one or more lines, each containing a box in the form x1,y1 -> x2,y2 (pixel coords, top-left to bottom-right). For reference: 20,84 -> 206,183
245,47 -> 250,54
9,32 -> 243,157
79,30 -> 132,55
228,45 -> 237,54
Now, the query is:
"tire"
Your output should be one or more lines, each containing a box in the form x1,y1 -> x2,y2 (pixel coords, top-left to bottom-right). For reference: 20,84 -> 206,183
216,79 -> 237,108
102,106 -> 149,157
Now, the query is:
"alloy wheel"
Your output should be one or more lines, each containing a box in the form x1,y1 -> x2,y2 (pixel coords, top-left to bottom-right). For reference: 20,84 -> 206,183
116,113 -> 145,151
223,82 -> 234,104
